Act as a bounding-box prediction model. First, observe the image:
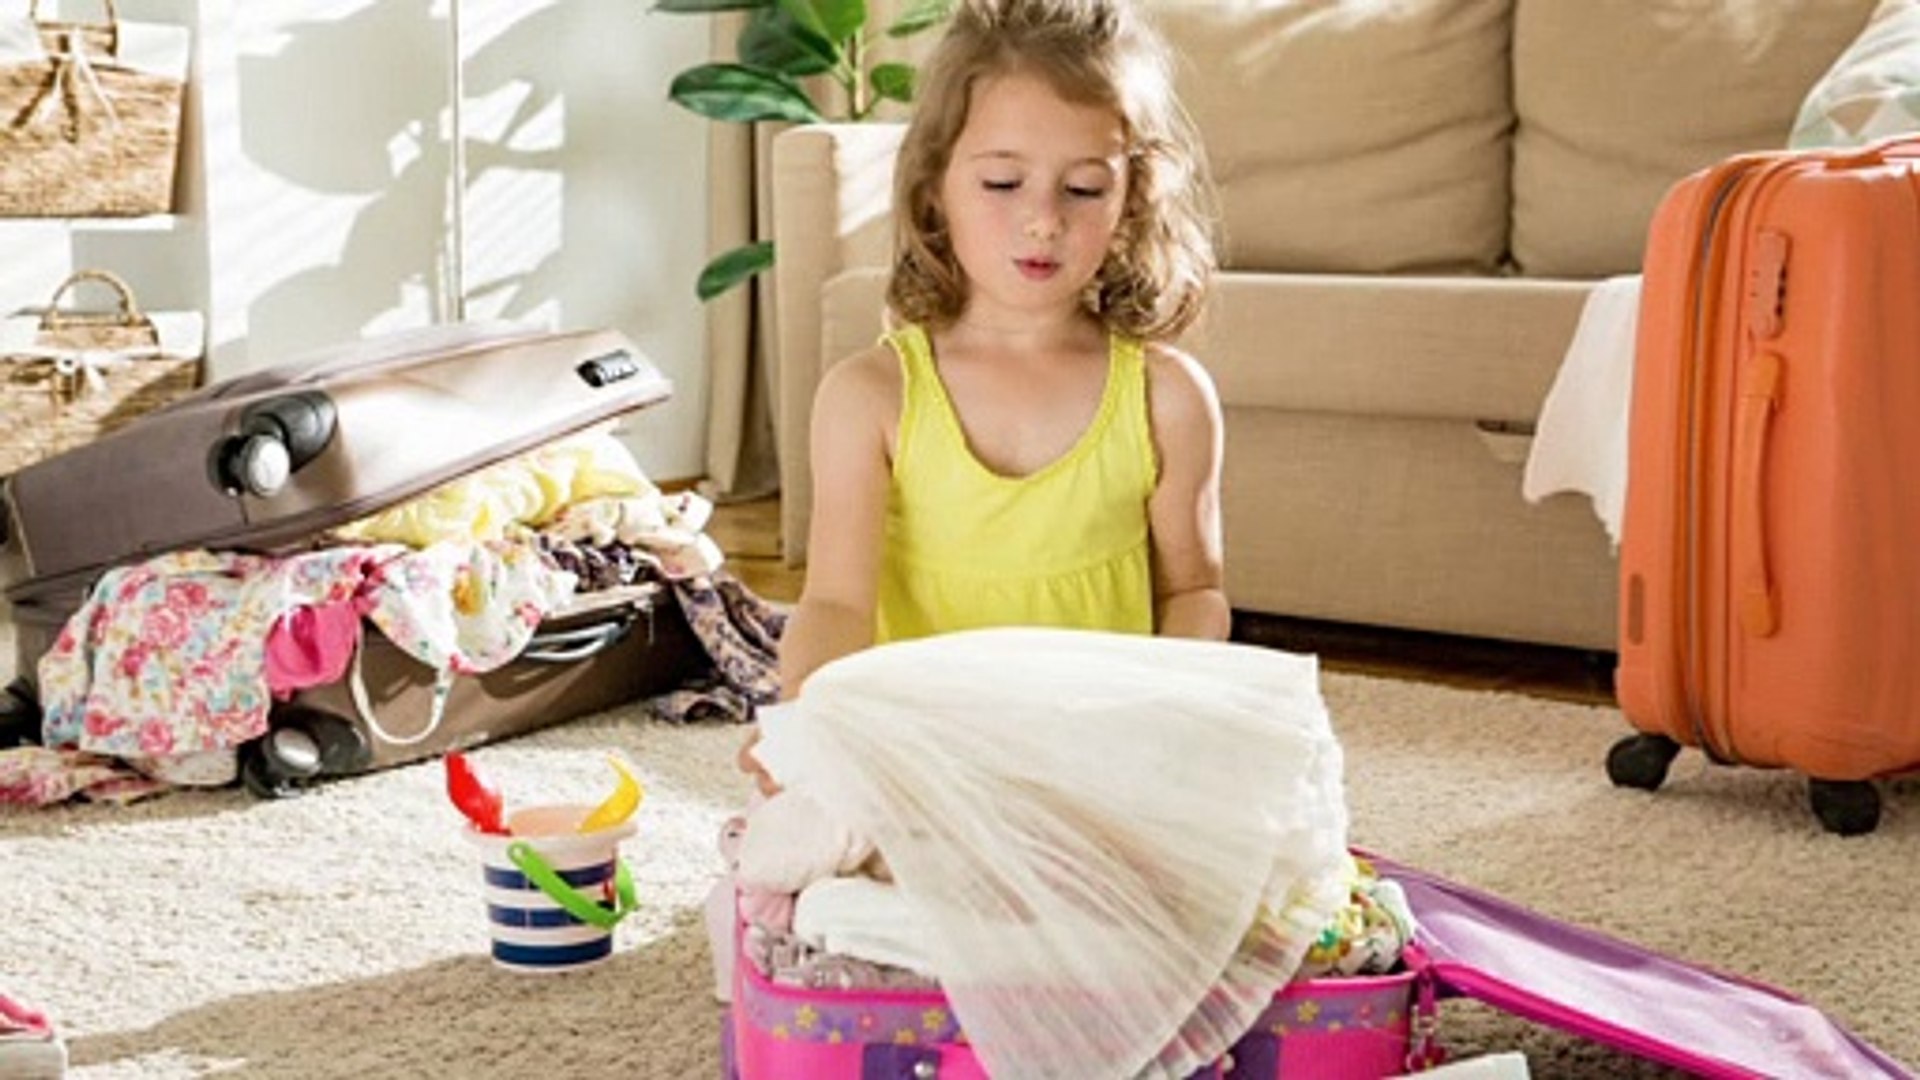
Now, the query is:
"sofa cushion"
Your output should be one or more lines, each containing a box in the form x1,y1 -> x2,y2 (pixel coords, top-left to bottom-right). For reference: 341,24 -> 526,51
1511,0 -> 1875,277
1793,0 -> 1920,147
1186,274 -> 1592,423
1155,0 -> 1513,275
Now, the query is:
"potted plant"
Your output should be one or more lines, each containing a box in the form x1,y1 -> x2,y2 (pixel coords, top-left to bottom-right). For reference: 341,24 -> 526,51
656,0 -> 953,299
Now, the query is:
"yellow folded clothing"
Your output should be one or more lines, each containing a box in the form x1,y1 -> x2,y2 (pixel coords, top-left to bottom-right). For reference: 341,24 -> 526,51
335,427 -> 651,547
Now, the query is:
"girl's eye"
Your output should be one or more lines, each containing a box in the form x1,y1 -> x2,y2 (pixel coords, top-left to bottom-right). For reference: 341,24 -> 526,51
983,180 -> 1020,192
1066,186 -> 1107,199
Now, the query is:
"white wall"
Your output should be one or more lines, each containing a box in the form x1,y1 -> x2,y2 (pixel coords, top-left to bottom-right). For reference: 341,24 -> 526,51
5,0 -> 714,482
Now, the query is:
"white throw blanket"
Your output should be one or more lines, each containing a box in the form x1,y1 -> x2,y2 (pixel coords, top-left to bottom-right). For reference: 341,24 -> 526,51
754,628 -> 1352,1080
1521,274 -> 1643,546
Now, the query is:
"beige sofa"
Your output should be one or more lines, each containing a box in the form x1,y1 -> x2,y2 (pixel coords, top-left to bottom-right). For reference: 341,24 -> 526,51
769,0 -> 1876,652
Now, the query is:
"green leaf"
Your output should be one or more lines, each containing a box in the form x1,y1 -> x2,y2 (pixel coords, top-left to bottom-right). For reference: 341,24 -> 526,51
773,0 -> 830,40
669,64 -> 824,123
654,0 -> 771,12
811,0 -> 867,42
738,8 -> 839,77
869,61 -> 914,104
697,242 -> 776,301
886,0 -> 952,37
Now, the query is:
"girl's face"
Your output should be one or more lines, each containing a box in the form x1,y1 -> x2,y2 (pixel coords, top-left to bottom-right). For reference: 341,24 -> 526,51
937,70 -> 1130,324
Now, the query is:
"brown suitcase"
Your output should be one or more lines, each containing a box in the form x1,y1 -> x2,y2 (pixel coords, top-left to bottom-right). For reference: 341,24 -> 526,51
1,323 -> 711,795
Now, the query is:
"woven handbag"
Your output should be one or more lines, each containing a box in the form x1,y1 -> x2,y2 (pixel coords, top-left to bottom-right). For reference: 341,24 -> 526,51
0,269 -> 203,475
0,0 -> 190,217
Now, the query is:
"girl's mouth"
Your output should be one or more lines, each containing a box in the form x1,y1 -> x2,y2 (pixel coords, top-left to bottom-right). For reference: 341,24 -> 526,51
1015,258 -> 1060,280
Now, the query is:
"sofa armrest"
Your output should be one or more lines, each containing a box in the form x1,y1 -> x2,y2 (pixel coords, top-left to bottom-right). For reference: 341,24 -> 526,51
771,122 -> 906,565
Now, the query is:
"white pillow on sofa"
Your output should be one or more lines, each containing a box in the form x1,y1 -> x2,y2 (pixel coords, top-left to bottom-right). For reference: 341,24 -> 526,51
1792,0 -> 1920,147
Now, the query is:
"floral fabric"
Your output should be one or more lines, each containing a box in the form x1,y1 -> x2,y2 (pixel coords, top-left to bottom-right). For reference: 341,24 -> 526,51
0,746 -> 166,807
361,540 -> 575,676
38,549 -> 368,757
37,541 -> 573,759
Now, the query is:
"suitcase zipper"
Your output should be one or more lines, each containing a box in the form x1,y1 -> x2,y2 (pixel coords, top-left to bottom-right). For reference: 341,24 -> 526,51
1676,156 -> 1804,766
1675,164 -> 1751,764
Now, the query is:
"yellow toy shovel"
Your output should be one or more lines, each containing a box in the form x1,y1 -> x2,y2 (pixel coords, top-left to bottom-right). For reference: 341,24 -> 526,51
578,753 -> 645,832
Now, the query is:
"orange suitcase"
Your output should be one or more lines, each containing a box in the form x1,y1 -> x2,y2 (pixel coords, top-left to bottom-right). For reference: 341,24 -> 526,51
1612,138 -> 1920,835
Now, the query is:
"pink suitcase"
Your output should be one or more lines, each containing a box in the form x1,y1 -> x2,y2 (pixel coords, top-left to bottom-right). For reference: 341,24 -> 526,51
728,939 -> 1415,1079
1613,137 -> 1920,834
722,856 -> 1912,1078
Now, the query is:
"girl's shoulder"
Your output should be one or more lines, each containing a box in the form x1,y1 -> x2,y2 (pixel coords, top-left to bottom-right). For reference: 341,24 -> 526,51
815,341 -> 905,416
1137,339 -> 1213,390
1138,340 -> 1221,429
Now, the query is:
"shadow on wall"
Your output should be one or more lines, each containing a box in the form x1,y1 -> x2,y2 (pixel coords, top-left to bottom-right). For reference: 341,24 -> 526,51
231,0 -> 668,355
455,0 -> 695,337
235,0 -> 457,348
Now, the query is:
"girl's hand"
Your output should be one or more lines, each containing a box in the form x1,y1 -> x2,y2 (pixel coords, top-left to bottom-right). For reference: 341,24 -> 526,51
737,727 -> 782,797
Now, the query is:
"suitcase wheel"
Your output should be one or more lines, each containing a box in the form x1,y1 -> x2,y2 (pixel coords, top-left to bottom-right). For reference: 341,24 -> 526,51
1808,780 -> 1881,837
1605,734 -> 1682,792
239,708 -> 373,800
0,679 -> 43,749
239,744 -> 303,800
209,392 -> 338,497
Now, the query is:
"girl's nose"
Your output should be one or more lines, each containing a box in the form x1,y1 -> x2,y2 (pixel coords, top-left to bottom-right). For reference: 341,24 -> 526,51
1024,215 -> 1061,242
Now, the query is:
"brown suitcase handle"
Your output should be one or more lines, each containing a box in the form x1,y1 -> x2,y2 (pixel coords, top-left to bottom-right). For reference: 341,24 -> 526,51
345,603 -> 646,746
519,605 -> 647,664
348,657 -> 452,749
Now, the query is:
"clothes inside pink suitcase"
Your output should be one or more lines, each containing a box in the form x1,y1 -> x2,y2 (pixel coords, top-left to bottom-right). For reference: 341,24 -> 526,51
723,858 -> 1913,1079
724,920 -> 1417,1080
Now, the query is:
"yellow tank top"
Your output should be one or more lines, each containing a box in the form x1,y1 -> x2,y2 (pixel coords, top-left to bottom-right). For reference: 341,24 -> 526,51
875,323 -> 1157,643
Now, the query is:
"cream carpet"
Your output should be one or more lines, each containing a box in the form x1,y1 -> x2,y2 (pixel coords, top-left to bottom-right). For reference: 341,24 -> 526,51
1,670 -> 1914,1080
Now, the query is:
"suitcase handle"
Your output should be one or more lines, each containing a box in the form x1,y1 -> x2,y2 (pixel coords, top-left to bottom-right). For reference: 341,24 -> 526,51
1732,352 -> 1782,637
518,605 -> 645,664
1824,134 -> 1920,170
346,653 -> 453,748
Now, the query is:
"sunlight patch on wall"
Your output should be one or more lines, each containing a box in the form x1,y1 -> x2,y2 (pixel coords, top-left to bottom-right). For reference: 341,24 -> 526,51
463,168 -> 563,324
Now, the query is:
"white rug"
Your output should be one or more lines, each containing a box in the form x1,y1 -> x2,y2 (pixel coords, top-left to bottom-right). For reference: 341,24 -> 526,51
1,670 -> 1914,1079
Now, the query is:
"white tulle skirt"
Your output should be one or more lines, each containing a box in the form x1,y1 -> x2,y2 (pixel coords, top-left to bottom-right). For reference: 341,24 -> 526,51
753,628 -> 1353,1080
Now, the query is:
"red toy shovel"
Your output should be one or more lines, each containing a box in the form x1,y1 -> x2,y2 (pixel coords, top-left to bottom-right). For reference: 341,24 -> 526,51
445,751 -> 508,835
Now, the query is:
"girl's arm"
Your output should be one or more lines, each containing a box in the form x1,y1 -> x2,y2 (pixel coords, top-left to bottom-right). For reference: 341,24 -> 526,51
1144,344 -> 1231,640
776,345 -> 901,699
741,347 -> 897,796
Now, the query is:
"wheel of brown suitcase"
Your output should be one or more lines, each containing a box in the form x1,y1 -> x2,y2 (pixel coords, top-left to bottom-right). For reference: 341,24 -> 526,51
239,707 -> 372,799
1808,780 -> 1881,837
1605,733 -> 1682,791
0,679 -> 41,749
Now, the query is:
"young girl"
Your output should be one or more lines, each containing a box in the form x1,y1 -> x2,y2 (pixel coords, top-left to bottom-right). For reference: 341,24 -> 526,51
762,0 -> 1225,759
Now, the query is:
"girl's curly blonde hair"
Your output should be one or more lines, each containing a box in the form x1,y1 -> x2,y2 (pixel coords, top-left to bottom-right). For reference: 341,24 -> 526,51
887,0 -> 1217,342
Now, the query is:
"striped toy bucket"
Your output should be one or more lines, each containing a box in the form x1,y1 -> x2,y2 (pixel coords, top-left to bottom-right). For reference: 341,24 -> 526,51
466,803 -> 639,973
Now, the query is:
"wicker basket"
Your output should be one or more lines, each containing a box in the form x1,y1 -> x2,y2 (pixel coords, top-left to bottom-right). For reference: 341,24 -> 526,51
1,270 -> 203,476
0,0 -> 188,217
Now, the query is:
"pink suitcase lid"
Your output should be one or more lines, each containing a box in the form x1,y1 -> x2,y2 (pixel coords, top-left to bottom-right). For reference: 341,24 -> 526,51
1374,855 -> 1912,1079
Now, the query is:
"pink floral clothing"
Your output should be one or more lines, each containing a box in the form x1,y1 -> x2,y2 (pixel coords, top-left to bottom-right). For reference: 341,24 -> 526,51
0,746 -> 167,807
38,541 -> 574,760
361,540 -> 575,676
38,548 -> 400,757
